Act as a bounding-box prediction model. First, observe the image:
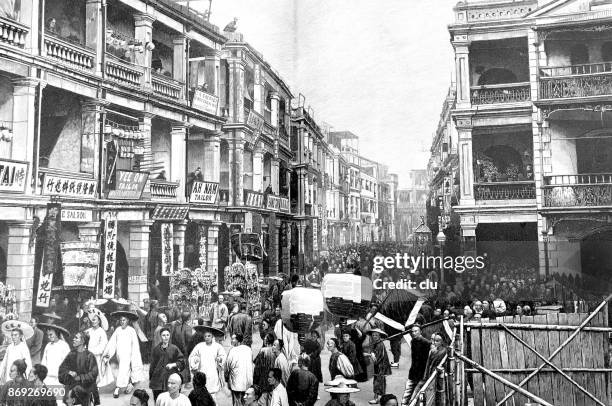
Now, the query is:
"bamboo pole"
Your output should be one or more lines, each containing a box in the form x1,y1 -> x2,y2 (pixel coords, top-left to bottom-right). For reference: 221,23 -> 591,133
382,317 -> 449,342
464,322 -> 612,333
500,324 -> 606,406
465,368 -> 612,373
454,352 -> 554,406
435,365 -> 445,406
495,293 -> 612,406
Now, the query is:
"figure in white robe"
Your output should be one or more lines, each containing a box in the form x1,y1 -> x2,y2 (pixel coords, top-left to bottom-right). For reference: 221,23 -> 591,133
41,339 -> 70,385
103,323 -> 144,388
0,341 -> 32,384
86,325 -> 112,386
274,319 -> 300,366
189,339 -> 226,396
225,343 -> 253,393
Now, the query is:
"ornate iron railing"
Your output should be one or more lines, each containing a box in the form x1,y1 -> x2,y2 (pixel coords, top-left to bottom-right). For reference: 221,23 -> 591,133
150,179 -> 179,199
540,62 -> 612,99
44,35 -> 94,70
543,174 -> 612,207
0,16 -> 27,48
151,73 -> 183,100
470,82 -> 531,105
474,181 -> 536,200
105,55 -> 144,87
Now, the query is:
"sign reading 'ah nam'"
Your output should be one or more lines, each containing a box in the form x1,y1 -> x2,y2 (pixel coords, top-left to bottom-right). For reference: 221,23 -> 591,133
108,170 -> 148,200
191,90 -> 219,115
0,159 -> 27,192
190,181 -> 218,204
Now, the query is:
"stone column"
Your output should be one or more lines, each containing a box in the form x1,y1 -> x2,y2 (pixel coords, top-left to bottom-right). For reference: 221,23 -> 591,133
173,221 -> 187,270
456,116 -> 475,205
78,222 -> 102,243
207,223 -> 220,287
170,124 -> 187,202
134,14 -> 154,83
270,158 -> 279,194
229,138 -> 244,206
127,220 -> 153,304
270,219 -> 280,276
203,132 -> 221,182
270,92 -> 280,128
452,36 -> 471,109
204,50 -> 221,96
139,113 -> 154,197
172,35 -> 187,87
298,170 -> 306,216
7,221 -> 35,319
298,222 -> 306,273
86,0 -> 105,75
13,78 -> 43,195
253,65 -> 263,115
253,145 -> 264,193
20,0 -> 40,54
228,60 -> 245,122
81,99 -> 107,179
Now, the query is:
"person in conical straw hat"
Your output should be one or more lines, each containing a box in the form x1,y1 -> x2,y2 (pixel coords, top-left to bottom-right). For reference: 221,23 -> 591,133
85,307 -> 113,393
38,319 -> 70,386
103,309 -> 144,398
325,382 -> 360,406
0,320 -> 33,384
188,324 -> 227,402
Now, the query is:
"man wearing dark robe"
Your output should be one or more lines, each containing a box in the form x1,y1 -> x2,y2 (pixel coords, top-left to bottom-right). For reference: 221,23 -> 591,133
58,331 -> 99,406
339,329 -> 363,380
301,330 -> 322,382
286,354 -> 319,406
401,324 -> 431,406
149,327 -> 185,402
227,302 -> 253,346
170,311 -> 192,385
366,329 -> 391,404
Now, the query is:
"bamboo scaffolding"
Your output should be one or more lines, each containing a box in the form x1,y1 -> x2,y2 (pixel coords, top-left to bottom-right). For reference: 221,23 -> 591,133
465,368 -> 612,373
495,293 -> 612,406
464,322 -> 612,333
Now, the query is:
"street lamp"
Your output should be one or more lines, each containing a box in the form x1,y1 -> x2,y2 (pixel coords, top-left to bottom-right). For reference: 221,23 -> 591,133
437,230 -> 446,285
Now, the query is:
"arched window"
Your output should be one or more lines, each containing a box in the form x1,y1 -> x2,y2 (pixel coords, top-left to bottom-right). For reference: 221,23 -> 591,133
570,43 -> 589,66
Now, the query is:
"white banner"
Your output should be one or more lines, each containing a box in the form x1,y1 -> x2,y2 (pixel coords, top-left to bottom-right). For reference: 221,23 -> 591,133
161,223 -> 174,276
190,181 -> 219,204
102,213 -> 118,299
0,159 -> 28,193
35,253 -> 53,308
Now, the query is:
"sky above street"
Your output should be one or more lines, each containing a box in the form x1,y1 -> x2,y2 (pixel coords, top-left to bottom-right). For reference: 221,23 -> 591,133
191,0 -> 457,186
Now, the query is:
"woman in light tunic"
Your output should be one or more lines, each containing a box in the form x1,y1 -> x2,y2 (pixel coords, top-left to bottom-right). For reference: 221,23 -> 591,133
39,324 -> 70,386
85,308 -> 113,388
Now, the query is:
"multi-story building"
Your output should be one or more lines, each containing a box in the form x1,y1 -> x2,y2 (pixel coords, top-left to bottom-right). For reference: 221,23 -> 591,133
359,156 -> 379,242
396,170 -> 429,241
326,132 -> 351,247
448,0 -> 612,290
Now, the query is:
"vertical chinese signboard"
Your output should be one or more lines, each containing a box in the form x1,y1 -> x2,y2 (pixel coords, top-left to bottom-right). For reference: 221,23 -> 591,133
102,213 -> 118,299
35,253 -> 53,308
161,223 -> 174,276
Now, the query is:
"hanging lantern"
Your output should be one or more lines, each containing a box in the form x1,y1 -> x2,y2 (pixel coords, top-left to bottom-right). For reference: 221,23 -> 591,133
321,273 -> 373,319
280,287 -> 324,335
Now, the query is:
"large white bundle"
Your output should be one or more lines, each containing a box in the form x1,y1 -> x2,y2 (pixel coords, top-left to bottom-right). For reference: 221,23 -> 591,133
281,287 -> 324,315
321,273 -> 373,303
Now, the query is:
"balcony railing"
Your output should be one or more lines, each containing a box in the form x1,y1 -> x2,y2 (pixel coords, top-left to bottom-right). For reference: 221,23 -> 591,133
474,181 -> 536,200
470,82 -> 531,105
540,62 -> 612,99
0,16 -> 27,48
44,35 -> 94,71
105,55 -> 144,87
152,73 -> 183,100
150,179 -> 179,199
543,174 -> 612,207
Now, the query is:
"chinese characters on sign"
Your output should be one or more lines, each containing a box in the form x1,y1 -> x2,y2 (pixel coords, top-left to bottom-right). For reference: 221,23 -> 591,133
0,159 -> 27,192
244,190 -> 264,208
312,220 -> 318,252
152,205 -> 189,221
42,174 -> 97,198
36,253 -> 53,308
190,181 -> 219,204
266,195 -> 290,212
161,223 -> 174,276
102,213 -> 118,299
246,110 -> 265,133
61,241 -> 100,289
191,90 -> 219,115
107,170 -> 148,200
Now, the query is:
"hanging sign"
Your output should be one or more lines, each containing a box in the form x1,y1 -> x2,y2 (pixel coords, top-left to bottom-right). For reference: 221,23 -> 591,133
0,159 -> 27,193
244,190 -> 264,208
107,170 -> 148,200
61,209 -> 93,223
246,110 -> 265,132
190,181 -> 219,204
42,174 -> 97,199
42,203 -> 61,276
36,253 -> 53,308
61,241 -> 100,289
161,223 -> 174,276
102,213 -> 118,299
191,90 -> 219,115
152,205 -> 189,221
312,220 -> 318,252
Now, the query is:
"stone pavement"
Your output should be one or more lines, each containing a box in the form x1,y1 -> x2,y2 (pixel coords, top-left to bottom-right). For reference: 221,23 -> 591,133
97,328 -> 412,405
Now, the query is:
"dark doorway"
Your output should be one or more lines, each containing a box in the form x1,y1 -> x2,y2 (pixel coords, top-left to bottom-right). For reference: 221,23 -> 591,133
580,229 -> 612,294
476,222 -> 538,270
570,43 -> 589,65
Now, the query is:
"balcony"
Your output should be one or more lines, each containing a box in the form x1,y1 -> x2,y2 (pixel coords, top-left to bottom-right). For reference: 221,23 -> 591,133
540,62 -> 612,100
474,181 -> 536,200
152,73 -> 183,100
543,174 -> 612,208
0,16 -> 27,48
470,83 -> 531,105
105,55 -> 144,87
150,179 -> 179,199
44,35 -> 94,71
